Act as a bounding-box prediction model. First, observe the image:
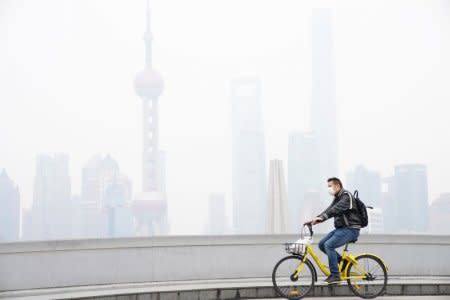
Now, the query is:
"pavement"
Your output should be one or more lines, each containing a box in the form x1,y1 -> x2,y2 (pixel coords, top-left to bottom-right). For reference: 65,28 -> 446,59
263,297 -> 450,300
0,276 -> 449,300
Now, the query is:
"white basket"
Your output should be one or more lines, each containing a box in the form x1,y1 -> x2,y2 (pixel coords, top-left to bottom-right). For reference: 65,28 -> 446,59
285,243 -> 306,255
284,238 -> 312,255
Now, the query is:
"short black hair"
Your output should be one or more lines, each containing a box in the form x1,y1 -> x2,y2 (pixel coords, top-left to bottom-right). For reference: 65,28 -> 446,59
327,177 -> 343,188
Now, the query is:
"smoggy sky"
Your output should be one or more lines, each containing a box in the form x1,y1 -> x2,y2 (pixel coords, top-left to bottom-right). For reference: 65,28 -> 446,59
1,0 -> 449,234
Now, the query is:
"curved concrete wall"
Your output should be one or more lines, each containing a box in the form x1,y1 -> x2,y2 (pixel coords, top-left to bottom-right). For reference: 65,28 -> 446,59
1,234 -> 449,292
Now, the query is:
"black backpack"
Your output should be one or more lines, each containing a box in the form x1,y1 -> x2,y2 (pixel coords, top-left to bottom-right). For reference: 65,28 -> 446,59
352,190 -> 372,228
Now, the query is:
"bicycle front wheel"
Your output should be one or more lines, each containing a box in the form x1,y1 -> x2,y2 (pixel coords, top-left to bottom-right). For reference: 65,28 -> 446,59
272,255 -> 315,299
346,254 -> 388,299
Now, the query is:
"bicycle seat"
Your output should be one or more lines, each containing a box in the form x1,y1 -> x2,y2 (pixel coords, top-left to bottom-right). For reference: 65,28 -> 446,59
348,238 -> 358,244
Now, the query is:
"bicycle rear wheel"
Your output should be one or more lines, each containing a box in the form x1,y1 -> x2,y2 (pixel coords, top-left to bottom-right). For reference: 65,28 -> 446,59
272,255 -> 315,299
346,254 -> 388,299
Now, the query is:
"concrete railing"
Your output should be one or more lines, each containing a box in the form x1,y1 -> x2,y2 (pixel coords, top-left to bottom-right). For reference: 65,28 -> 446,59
1,234 -> 449,292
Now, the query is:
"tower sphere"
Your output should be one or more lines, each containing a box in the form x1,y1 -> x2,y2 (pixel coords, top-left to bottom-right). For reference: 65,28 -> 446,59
134,67 -> 164,99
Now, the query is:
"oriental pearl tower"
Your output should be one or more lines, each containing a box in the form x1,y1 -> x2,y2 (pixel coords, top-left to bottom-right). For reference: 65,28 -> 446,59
133,0 -> 169,235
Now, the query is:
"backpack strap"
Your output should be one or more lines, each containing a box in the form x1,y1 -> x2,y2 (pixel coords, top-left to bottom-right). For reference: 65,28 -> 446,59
344,190 -> 353,210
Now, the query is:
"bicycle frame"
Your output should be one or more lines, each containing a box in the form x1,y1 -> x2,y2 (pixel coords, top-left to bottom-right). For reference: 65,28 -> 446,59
291,223 -> 388,282
293,244 -> 370,280
275,225 -> 389,300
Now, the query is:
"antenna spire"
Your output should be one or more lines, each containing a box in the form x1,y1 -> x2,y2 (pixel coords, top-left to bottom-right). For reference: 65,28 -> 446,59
144,0 -> 153,67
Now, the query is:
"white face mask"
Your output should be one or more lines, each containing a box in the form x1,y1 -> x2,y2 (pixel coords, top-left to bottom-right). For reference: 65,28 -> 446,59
328,187 -> 335,196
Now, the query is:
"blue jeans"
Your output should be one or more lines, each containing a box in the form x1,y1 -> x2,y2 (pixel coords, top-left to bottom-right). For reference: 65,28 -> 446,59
318,228 -> 360,276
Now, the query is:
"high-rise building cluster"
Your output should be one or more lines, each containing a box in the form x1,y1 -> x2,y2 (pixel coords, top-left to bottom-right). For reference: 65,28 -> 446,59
1,6 -> 446,242
229,8 -> 441,235
9,1 -> 169,241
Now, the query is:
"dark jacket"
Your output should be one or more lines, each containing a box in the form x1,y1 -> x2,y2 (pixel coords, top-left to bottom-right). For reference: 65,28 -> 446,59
317,189 -> 362,229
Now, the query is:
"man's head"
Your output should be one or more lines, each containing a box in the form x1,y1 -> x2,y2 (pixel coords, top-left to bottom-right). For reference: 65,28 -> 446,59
327,177 -> 343,196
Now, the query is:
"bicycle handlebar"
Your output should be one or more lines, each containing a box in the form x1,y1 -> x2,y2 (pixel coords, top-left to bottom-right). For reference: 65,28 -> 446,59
302,222 -> 314,237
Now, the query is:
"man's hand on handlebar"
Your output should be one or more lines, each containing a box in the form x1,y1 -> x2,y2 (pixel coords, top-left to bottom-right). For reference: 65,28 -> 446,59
304,217 -> 323,225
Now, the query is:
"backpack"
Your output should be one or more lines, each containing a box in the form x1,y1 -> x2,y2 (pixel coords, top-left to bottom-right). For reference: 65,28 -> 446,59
352,190 -> 371,228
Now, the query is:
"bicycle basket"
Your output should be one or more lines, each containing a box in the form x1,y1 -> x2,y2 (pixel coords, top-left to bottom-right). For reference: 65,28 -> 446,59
284,242 -> 306,255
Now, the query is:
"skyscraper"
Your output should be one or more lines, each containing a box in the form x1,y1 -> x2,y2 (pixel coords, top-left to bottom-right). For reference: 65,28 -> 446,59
133,1 -> 168,235
381,176 -> 395,233
384,164 -> 429,233
82,154 -> 120,205
231,78 -> 266,234
76,154 -> 119,238
78,154 -> 133,238
0,170 -> 20,241
311,8 -> 338,184
287,132 -> 321,232
365,207 -> 384,234
206,193 -> 227,235
24,153 -> 72,240
429,193 -> 450,235
346,165 -> 382,207
104,175 -> 134,237
267,159 -> 289,234
347,165 -> 383,233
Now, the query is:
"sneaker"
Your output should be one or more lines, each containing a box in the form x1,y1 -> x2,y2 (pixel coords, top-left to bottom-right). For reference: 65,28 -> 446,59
324,274 -> 342,284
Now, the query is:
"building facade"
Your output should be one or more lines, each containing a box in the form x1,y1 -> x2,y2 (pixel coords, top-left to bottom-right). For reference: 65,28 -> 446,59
383,164 -> 429,233
287,132 -> 321,232
311,8 -> 338,185
231,78 -> 266,234
24,153 -> 72,240
429,193 -> 450,235
77,154 -> 133,238
0,170 -> 20,241
267,159 -> 289,234
206,193 -> 227,235
347,165 -> 382,207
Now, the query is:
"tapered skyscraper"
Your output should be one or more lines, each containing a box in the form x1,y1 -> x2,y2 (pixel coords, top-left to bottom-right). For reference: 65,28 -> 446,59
133,0 -> 168,235
78,155 -> 133,238
24,154 -> 72,240
0,170 -> 20,241
347,165 -> 381,207
312,8 -> 338,183
287,132 -> 321,232
384,164 -> 429,233
231,78 -> 266,234
267,160 -> 288,234
206,193 -> 227,235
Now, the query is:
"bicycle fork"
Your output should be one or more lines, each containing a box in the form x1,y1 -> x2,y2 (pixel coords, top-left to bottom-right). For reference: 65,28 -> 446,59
292,255 -> 308,280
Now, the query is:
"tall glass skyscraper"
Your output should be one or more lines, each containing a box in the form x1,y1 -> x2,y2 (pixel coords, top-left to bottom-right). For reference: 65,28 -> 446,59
267,159 -> 289,234
206,193 -> 227,235
347,165 -> 382,207
287,132 -> 321,232
231,78 -> 266,234
24,154 -> 72,240
311,8 -> 338,184
0,170 -> 20,241
384,164 -> 429,233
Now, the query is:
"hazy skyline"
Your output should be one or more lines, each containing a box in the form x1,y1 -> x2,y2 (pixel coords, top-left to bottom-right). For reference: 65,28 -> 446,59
1,0 -> 450,234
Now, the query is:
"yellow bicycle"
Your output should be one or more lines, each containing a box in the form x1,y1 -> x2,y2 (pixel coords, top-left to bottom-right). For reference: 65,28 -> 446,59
272,223 -> 388,299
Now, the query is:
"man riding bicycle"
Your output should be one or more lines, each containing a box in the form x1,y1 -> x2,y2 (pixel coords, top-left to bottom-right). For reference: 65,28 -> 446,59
305,177 -> 363,284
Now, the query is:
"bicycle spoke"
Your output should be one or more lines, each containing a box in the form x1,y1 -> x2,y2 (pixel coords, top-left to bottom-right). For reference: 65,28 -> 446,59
369,264 -> 382,276
365,257 -> 371,276
347,255 -> 387,298
272,256 -> 314,299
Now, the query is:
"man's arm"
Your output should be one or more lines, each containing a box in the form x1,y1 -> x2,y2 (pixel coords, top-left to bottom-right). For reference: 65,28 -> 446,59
315,201 -> 334,221
317,193 -> 352,221
306,203 -> 331,225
